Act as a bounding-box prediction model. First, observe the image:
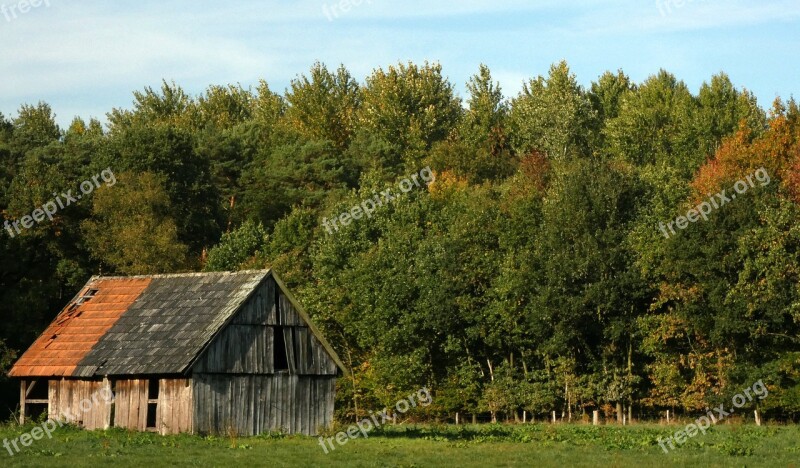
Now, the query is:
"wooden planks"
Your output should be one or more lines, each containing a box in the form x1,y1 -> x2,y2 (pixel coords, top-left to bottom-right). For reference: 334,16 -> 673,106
192,321 -> 336,376
231,279 -> 276,325
156,379 -> 193,435
277,294 -> 300,326
114,379 -> 149,431
191,374 -> 335,436
193,325 -> 271,374
192,275 -> 339,382
195,275 -> 337,374
46,378 -> 112,430
189,277 -> 339,437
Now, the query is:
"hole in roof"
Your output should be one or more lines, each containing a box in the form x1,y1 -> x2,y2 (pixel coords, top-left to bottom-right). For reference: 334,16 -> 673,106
43,334 -> 58,349
74,288 -> 99,306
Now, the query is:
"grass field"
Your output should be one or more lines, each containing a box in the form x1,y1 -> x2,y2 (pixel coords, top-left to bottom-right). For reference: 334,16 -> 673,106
0,422 -> 797,467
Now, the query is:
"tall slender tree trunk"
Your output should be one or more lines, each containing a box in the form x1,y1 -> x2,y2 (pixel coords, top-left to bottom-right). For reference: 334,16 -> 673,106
226,195 -> 236,232
627,338 -> 634,425
487,358 -> 495,423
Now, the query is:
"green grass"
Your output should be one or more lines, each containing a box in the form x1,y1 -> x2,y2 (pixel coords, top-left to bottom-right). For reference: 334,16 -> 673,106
0,422 -> 797,467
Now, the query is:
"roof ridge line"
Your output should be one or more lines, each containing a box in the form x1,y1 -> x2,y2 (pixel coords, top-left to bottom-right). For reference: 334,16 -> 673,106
89,269 -> 272,281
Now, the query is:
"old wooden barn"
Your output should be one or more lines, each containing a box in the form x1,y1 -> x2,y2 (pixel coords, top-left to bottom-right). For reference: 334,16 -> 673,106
8,270 -> 345,436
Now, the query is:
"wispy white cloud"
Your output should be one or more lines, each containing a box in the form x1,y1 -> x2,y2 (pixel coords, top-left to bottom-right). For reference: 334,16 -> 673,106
575,0 -> 800,35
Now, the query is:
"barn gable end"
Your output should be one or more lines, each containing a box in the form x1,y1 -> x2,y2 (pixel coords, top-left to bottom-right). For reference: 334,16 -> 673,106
191,275 -> 340,376
189,273 -> 341,436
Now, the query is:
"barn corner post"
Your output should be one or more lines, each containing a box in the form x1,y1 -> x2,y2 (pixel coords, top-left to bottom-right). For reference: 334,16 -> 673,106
19,379 -> 26,425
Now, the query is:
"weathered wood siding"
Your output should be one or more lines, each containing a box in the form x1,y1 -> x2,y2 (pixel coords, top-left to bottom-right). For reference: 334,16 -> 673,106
47,378 -> 112,430
189,275 -> 340,436
193,277 -> 338,376
192,374 -> 335,436
233,275 -> 278,324
112,378 -> 193,434
156,378 -> 193,435
114,379 -> 149,431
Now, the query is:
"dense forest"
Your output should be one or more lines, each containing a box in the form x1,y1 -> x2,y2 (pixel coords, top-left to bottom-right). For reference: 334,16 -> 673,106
1,61 -> 799,423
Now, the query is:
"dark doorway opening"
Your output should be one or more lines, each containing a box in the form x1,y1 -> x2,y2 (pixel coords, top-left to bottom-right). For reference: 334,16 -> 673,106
24,379 -> 49,422
146,379 -> 159,429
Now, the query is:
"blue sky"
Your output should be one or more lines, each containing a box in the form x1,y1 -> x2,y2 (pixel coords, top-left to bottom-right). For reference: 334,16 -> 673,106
1,0 -> 798,128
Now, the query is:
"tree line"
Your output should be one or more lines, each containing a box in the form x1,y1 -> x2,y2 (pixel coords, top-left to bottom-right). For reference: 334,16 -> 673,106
1,61 -> 799,423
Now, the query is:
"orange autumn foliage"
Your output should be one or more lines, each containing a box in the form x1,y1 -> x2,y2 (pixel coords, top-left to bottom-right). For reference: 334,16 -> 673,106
692,103 -> 800,203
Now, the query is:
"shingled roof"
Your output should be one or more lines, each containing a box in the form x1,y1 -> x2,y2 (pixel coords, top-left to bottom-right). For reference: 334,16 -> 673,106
9,270 -> 345,378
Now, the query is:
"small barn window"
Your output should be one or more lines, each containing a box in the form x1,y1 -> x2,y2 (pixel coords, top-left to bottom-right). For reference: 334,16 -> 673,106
274,328 -> 289,371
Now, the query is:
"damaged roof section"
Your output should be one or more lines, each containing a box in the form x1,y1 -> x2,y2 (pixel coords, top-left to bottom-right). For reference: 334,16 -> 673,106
8,278 -> 152,377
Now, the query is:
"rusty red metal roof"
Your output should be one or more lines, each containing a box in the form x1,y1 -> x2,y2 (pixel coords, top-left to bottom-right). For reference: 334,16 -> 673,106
8,278 -> 151,377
